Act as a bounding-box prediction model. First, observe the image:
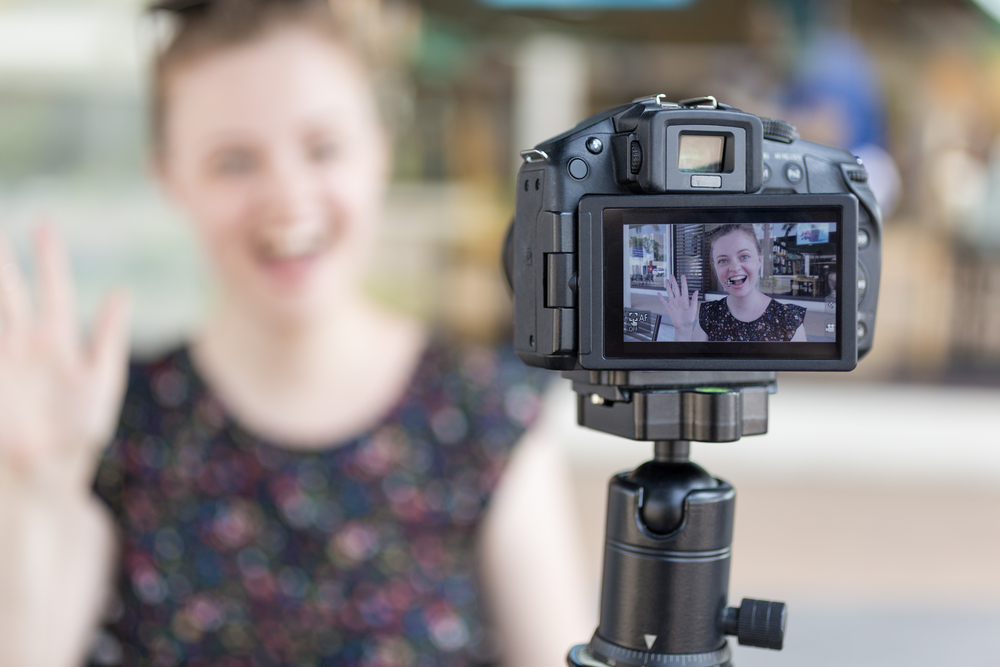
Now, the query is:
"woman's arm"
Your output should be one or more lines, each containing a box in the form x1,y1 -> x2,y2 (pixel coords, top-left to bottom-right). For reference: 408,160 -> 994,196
480,425 -> 593,667
0,483 -> 117,667
791,324 -> 807,342
0,227 -> 129,667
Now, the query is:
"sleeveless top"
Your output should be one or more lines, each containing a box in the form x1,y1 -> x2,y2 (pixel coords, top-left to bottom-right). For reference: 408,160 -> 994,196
89,340 -> 549,667
698,298 -> 807,342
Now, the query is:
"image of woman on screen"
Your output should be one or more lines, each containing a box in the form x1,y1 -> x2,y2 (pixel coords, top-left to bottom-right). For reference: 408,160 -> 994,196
657,223 -> 807,342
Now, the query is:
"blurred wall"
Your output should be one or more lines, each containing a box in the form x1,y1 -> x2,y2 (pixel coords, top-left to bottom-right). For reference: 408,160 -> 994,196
6,0 -> 1000,378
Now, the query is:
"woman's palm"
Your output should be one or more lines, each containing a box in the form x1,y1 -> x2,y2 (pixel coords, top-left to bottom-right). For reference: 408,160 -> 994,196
658,274 -> 699,333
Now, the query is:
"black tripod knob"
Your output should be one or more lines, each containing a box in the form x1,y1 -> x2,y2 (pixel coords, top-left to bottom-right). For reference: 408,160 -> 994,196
723,598 -> 786,650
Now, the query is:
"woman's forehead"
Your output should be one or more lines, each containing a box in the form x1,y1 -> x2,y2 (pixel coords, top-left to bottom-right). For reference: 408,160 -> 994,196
713,230 -> 757,253
164,27 -> 375,142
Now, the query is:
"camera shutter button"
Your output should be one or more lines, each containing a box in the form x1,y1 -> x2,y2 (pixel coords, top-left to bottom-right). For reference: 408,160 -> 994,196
568,158 -> 589,180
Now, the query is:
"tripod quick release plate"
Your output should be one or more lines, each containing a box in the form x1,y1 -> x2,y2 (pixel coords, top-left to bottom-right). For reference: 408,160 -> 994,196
565,370 -> 775,442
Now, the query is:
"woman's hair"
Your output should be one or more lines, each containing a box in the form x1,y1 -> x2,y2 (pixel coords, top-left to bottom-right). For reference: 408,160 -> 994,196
148,0 -> 407,153
706,223 -> 762,259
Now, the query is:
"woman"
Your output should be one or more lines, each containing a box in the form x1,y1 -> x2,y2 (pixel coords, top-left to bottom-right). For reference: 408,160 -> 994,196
0,2 -> 589,666
658,224 -> 807,342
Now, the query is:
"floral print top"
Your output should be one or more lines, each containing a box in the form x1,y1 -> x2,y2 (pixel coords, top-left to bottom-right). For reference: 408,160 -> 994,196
698,298 -> 807,342
89,340 -> 549,667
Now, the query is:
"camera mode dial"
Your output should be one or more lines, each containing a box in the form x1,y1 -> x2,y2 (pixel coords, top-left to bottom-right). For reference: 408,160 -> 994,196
761,117 -> 799,144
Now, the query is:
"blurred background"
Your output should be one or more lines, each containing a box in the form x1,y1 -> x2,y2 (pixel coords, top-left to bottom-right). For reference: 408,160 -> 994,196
0,0 -> 998,665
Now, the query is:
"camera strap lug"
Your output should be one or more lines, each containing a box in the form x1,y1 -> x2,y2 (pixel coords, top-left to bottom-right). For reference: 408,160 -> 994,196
631,93 -> 681,109
519,148 -> 549,163
679,95 -> 719,109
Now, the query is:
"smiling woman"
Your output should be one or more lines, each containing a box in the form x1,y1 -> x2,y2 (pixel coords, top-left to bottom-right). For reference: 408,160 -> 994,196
658,223 -> 807,342
0,2 -> 590,666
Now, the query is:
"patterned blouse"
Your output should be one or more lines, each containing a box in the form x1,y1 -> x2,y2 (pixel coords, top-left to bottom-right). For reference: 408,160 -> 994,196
698,298 -> 807,342
89,340 -> 549,667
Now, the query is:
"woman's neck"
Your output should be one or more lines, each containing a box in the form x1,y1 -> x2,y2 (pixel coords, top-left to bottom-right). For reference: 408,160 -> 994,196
190,295 -> 426,448
725,289 -> 771,322
199,295 -> 365,384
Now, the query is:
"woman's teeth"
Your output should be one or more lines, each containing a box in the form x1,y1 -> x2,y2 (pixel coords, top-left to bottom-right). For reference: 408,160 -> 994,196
726,276 -> 747,286
260,230 -> 325,260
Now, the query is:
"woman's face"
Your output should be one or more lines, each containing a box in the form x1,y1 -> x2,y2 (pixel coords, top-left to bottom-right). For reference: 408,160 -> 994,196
157,26 -> 388,324
712,231 -> 762,297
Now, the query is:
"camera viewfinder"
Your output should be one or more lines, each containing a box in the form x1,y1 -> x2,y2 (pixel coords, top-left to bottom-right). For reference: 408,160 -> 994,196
678,134 -> 726,173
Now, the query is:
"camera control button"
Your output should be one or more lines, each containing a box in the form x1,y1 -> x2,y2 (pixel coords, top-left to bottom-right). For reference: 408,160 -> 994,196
762,164 -> 771,183
857,321 -> 868,341
568,158 -> 589,180
784,162 -> 804,184
858,228 -> 871,250
691,174 -> 722,188
585,137 -> 603,154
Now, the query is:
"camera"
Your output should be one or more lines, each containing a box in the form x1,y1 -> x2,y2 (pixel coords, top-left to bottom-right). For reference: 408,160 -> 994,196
504,95 -> 881,372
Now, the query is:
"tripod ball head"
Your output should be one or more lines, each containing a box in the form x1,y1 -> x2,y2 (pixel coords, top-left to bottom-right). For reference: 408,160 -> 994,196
627,460 -> 718,534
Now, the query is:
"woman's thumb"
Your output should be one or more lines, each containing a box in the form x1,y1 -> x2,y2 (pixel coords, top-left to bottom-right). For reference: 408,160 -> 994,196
90,290 -> 131,400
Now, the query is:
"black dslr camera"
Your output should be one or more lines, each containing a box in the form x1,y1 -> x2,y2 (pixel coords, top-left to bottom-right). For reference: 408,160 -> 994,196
505,95 -> 881,372
502,97 -> 883,667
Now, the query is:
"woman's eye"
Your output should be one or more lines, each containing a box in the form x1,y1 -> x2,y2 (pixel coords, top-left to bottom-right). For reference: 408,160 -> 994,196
309,140 -> 339,163
213,150 -> 257,176
740,254 -> 750,260
717,258 -> 728,265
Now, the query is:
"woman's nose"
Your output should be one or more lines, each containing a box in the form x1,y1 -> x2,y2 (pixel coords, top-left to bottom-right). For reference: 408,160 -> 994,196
262,156 -> 318,223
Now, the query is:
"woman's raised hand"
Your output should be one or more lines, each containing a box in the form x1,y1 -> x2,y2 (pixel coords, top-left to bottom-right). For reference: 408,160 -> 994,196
0,226 -> 130,494
657,274 -> 699,341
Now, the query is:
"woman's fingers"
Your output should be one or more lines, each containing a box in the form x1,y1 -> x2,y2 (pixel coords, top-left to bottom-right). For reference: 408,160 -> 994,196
680,275 -> 689,302
0,231 -> 31,339
35,225 -> 79,355
89,290 -> 130,396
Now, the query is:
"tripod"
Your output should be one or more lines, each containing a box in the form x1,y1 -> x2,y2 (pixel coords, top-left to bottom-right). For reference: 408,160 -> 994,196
563,370 -> 787,667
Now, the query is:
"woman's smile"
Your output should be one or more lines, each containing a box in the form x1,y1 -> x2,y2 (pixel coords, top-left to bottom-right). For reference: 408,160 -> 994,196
253,222 -> 334,286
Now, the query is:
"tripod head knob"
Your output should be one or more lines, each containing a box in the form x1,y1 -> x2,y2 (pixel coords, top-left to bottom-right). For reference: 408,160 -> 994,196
724,598 -> 787,650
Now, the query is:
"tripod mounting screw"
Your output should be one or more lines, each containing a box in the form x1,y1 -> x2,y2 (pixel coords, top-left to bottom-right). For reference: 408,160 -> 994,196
723,598 -> 786,650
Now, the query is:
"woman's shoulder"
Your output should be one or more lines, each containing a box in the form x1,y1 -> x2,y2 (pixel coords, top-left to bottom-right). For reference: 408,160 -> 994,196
769,300 -> 807,323
699,297 -> 730,323
122,346 -> 199,413
701,298 -> 728,314
412,334 -> 552,412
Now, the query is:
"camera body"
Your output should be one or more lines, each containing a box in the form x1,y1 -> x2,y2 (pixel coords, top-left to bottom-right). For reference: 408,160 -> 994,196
508,95 -> 881,372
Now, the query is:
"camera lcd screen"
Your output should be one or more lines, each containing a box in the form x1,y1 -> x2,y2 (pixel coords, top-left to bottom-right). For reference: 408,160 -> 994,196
678,134 -> 726,173
603,207 -> 844,361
